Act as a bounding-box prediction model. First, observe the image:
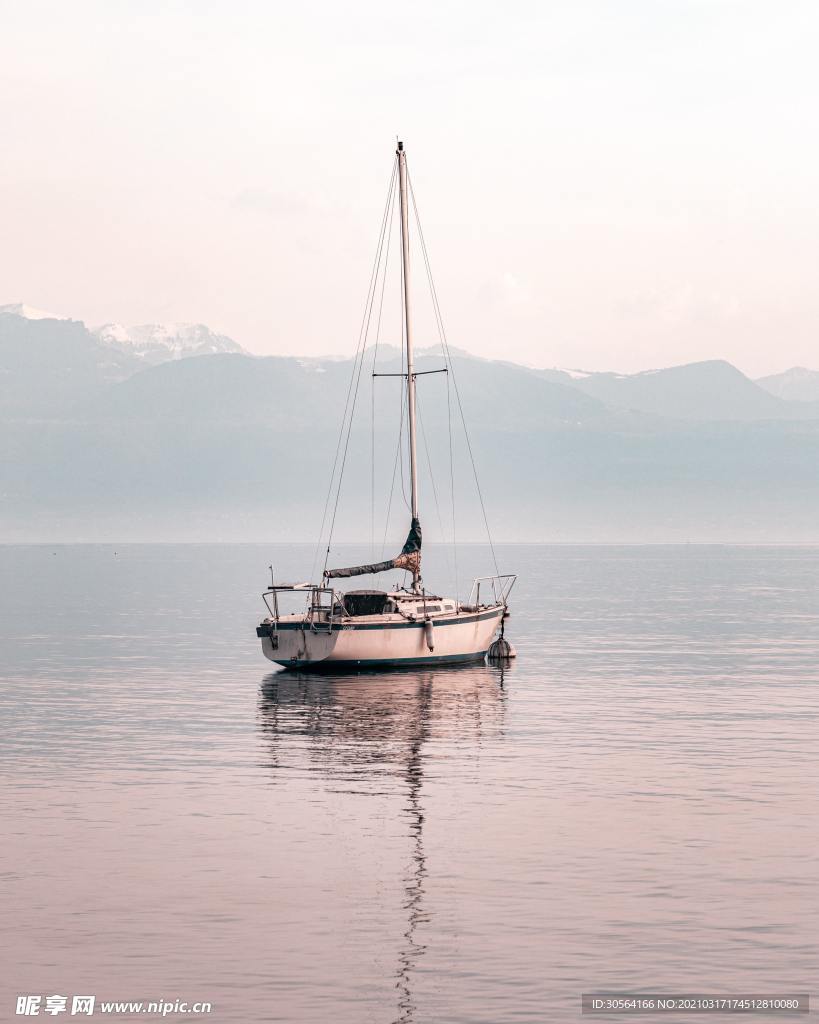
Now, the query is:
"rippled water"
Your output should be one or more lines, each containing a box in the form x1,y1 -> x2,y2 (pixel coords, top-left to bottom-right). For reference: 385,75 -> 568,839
1,545 -> 817,1023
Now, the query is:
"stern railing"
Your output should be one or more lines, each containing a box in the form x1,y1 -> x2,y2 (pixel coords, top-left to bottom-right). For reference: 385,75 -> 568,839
262,584 -> 337,634
467,574 -> 517,609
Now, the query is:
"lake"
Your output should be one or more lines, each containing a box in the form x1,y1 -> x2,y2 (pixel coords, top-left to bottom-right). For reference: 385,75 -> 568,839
1,544 -> 816,1022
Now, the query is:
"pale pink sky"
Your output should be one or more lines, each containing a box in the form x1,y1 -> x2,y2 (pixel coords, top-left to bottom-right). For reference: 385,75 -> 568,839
2,1 -> 818,377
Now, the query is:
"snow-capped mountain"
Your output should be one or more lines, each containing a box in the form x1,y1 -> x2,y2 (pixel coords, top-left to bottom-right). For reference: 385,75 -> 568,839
93,322 -> 245,365
2,303 -> 245,367
0,302 -> 68,320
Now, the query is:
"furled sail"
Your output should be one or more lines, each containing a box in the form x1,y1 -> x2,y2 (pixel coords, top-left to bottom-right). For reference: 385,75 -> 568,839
325,518 -> 421,580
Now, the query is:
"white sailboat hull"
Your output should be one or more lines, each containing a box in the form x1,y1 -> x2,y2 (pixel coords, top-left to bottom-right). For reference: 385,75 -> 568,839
260,606 -> 504,671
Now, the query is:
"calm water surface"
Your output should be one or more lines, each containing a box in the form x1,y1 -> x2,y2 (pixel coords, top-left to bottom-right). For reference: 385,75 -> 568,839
1,545 -> 817,1023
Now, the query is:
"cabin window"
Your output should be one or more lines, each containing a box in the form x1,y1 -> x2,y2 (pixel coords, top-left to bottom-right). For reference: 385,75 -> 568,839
342,591 -> 391,616
424,605 -> 442,613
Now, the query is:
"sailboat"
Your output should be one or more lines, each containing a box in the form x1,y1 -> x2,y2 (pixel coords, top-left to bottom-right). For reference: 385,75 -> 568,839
257,141 -> 515,670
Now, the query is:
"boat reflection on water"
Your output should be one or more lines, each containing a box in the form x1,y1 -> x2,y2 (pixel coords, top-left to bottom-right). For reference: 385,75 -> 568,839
257,663 -> 512,1024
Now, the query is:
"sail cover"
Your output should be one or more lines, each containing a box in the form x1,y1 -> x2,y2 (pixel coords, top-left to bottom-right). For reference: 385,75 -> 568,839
325,518 -> 421,579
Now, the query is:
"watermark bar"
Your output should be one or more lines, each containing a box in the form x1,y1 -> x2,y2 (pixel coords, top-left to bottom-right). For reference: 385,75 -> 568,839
15,995 -> 213,1016
582,994 -> 809,1014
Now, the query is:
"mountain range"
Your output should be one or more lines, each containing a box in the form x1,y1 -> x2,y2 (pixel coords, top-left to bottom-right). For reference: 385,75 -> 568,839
2,305 -> 819,543
755,367 -> 819,403
538,361 -> 819,420
93,321 -> 244,365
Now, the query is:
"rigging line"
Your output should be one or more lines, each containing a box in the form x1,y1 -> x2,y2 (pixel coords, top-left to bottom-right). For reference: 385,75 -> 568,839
397,232 -> 410,513
313,157 -> 396,579
371,175 -> 398,558
415,389 -> 452,583
371,381 -> 375,558
318,157 -> 398,577
398,380 -> 410,512
325,193 -> 395,573
381,382 -> 405,559
381,265 -> 408,560
407,171 -> 500,578
446,368 -> 459,604
371,363 -> 374,558
373,167 -> 397,361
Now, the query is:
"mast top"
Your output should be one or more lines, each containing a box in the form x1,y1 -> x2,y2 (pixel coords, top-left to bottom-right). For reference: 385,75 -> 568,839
397,140 -> 404,152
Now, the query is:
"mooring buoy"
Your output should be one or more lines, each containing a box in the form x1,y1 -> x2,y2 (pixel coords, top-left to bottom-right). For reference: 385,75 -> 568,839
487,637 -> 516,660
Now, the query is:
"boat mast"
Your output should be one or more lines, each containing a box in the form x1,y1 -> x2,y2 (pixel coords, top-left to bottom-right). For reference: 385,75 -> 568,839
397,140 -> 421,590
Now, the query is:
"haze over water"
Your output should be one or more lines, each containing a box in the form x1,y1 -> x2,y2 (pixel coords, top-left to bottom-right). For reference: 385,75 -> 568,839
1,544 -> 816,1023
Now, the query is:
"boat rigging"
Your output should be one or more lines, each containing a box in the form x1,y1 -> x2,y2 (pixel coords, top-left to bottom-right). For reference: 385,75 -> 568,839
257,140 -> 516,670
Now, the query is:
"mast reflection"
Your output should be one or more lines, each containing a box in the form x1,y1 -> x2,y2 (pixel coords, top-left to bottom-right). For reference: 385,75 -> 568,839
257,664 -> 511,1024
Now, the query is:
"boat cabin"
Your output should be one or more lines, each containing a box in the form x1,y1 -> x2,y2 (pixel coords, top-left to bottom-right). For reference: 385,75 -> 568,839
337,589 -> 457,620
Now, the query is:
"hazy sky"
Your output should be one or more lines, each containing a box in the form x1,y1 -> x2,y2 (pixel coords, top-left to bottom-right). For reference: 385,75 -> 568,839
2,0 -> 818,376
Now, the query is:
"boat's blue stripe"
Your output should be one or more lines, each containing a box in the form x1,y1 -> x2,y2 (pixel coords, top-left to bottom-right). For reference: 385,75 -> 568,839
266,608 -> 502,632
273,650 -> 489,671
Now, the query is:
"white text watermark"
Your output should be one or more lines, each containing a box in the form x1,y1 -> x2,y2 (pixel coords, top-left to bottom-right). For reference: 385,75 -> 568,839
16,996 -> 213,1016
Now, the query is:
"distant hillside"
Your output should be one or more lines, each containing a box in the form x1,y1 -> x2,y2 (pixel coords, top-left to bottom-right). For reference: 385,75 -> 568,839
0,311 -> 244,416
3,314 -> 819,542
756,367 -> 819,402
536,360 -> 819,421
62,342 -> 616,436
0,312 -> 141,416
